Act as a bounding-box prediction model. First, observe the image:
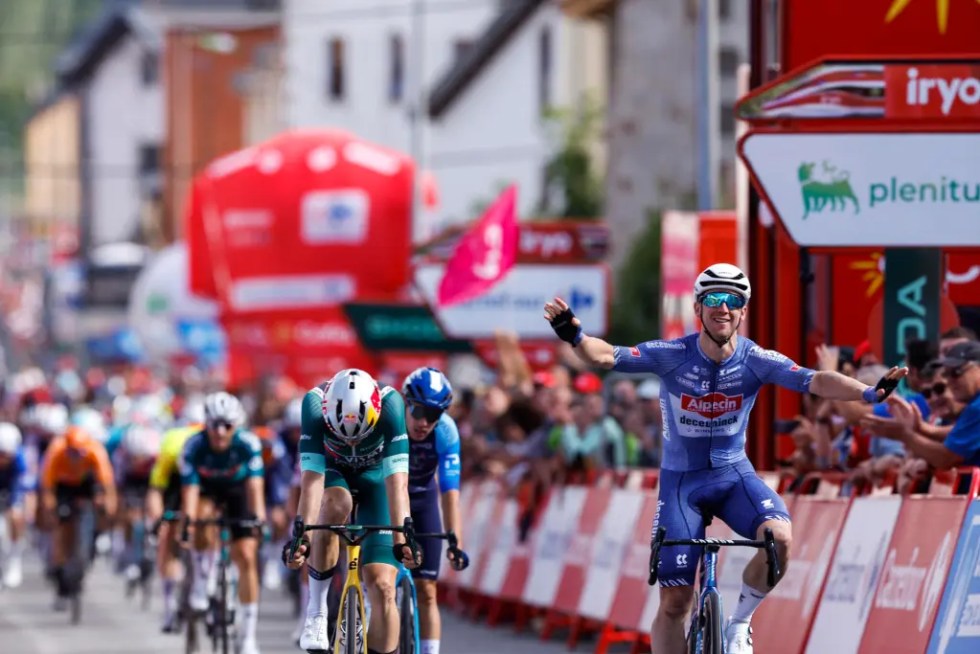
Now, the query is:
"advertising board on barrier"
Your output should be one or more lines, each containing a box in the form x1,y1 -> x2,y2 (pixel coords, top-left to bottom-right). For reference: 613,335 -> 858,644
552,488 -> 612,616
605,493 -> 659,631
455,481 -> 500,589
415,264 -> 608,339
523,486 -> 587,608
739,132 -> 980,247
806,495 -> 902,654
753,497 -> 850,654
860,496 -> 968,653
478,498 -> 520,597
928,500 -> 980,654
578,489 -> 645,620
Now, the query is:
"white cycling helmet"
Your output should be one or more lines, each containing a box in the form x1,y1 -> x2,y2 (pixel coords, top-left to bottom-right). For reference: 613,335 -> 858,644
693,263 -> 752,302
122,424 -> 162,459
204,391 -> 246,428
38,403 -> 69,435
71,407 -> 108,444
322,369 -> 381,445
284,398 -> 303,429
0,422 -> 22,454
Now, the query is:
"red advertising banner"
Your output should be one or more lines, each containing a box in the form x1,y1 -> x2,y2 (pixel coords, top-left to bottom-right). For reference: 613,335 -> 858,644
784,1 -> 980,70
885,64 -> 980,120
417,220 -> 609,265
859,496 -> 970,654
221,307 -> 375,387
604,492 -> 659,630
947,252 -> 980,305
661,211 -> 699,340
186,129 -> 413,311
753,497 -> 851,654
552,487 -> 613,616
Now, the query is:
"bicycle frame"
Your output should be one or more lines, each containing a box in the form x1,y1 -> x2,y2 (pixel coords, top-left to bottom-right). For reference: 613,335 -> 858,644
649,526 -> 780,654
292,517 -> 417,654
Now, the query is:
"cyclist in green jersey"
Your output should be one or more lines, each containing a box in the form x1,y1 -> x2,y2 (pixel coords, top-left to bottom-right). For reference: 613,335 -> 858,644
284,369 -> 419,654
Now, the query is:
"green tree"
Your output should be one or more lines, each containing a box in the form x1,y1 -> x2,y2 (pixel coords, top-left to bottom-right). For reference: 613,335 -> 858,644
538,97 -> 604,219
608,210 -> 661,346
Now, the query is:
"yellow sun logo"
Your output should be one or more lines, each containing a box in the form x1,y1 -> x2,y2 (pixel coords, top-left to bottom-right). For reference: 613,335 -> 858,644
885,0 -> 980,34
850,252 -> 885,298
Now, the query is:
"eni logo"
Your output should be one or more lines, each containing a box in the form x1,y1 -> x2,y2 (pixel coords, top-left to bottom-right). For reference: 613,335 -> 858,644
798,161 -> 860,219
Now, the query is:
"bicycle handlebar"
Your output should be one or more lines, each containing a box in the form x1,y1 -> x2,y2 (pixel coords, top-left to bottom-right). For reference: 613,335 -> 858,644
648,526 -> 781,589
414,530 -> 470,571
290,516 -> 418,551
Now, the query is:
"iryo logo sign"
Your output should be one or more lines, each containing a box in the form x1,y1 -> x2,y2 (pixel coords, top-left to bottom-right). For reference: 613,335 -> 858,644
886,64 -> 980,119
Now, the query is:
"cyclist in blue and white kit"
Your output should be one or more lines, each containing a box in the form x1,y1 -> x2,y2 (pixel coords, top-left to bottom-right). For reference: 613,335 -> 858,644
544,263 -> 906,654
0,423 -> 30,588
402,367 -> 469,654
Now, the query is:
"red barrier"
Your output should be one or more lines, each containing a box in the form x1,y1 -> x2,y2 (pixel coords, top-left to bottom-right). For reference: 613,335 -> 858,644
551,486 -> 613,618
858,495 -> 971,654
752,496 -> 851,654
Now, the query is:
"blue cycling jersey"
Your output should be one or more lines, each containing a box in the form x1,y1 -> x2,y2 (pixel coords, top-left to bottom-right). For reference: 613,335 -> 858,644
179,429 -> 265,487
408,413 -> 461,494
613,333 -> 815,471
0,448 -> 30,505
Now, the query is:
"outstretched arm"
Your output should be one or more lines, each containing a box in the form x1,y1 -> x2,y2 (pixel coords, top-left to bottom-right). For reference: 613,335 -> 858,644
543,297 -> 615,368
809,366 -> 908,401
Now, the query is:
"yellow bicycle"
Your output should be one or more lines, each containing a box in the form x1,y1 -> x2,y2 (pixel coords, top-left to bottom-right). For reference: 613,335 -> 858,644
290,517 -> 418,654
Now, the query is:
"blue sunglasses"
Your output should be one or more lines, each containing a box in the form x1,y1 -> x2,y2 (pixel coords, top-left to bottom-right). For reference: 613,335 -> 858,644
699,291 -> 746,309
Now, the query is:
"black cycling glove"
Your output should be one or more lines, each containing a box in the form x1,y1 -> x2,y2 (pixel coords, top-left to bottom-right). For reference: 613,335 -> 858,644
862,374 -> 899,403
550,307 -> 584,346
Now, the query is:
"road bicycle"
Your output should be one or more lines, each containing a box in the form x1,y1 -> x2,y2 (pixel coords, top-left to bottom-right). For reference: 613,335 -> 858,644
291,516 -> 418,654
394,529 -> 469,654
182,514 -> 264,654
55,497 -> 100,625
649,524 -> 780,654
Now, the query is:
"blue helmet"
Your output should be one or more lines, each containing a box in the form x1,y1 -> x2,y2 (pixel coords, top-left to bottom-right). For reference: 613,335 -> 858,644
402,367 -> 453,410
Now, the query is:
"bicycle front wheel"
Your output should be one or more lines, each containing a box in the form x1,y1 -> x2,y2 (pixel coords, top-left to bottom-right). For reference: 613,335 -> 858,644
398,576 -> 417,654
341,586 -> 363,654
700,592 -> 723,654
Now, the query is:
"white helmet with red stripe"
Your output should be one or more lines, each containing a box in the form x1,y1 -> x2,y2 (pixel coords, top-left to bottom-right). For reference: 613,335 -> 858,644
321,369 -> 381,445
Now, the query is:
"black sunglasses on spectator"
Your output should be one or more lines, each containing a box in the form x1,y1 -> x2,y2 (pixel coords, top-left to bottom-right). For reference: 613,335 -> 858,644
947,363 -> 976,380
408,403 -> 444,423
921,382 -> 947,400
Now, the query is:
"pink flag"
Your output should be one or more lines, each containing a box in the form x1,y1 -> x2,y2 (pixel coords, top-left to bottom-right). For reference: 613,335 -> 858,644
437,185 -> 519,307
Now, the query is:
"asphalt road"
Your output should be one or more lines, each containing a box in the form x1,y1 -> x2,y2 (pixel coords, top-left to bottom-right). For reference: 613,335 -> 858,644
0,554 -> 574,654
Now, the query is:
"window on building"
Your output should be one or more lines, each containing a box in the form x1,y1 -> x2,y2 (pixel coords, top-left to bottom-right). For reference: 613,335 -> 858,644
719,0 -> 732,21
719,102 -> 736,136
718,47 -> 740,77
140,51 -> 159,86
454,39 -> 475,61
538,27 -> 552,114
327,37 -> 346,100
389,34 -> 405,102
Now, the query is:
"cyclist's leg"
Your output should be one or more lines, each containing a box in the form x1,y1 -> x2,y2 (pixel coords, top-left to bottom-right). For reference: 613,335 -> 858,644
410,485 -> 443,652
157,480 -> 182,629
189,493 -> 218,611
226,484 -> 260,648
650,468 -> 704,654
3,492 -> 27,587
714,458 -> 792,632
52,485 -> 78,598
300,468 -> 352,649
357,465 -> 400,654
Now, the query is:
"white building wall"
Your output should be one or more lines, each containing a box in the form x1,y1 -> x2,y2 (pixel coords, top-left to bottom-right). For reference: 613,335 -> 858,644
283,0 -> 607,239
87,36 -> 163,246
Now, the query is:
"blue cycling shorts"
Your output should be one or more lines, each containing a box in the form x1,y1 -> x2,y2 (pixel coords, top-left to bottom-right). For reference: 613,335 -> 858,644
653,458 -> 790,587
409,485 -> 443,581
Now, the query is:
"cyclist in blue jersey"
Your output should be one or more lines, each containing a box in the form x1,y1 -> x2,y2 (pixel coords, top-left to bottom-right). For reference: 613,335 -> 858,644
180,392 -> 266,654
0,423 -> 29,588
544,262 -> 907,654
402,367 -> 469,654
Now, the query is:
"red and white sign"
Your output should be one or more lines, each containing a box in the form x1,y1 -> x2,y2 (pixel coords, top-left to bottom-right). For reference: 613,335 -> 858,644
551,487 -> 613,617
471,340 -> 557,372
885,64 -> 980,120
754,497 -> 850,654
806,496 -> 903,654
859,496 -> 969,653
478,497 -> 521,596
454,481 -> 501,590
605,492 -> 658,630
578,489 -> 645,620
523,486 -> 588,608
